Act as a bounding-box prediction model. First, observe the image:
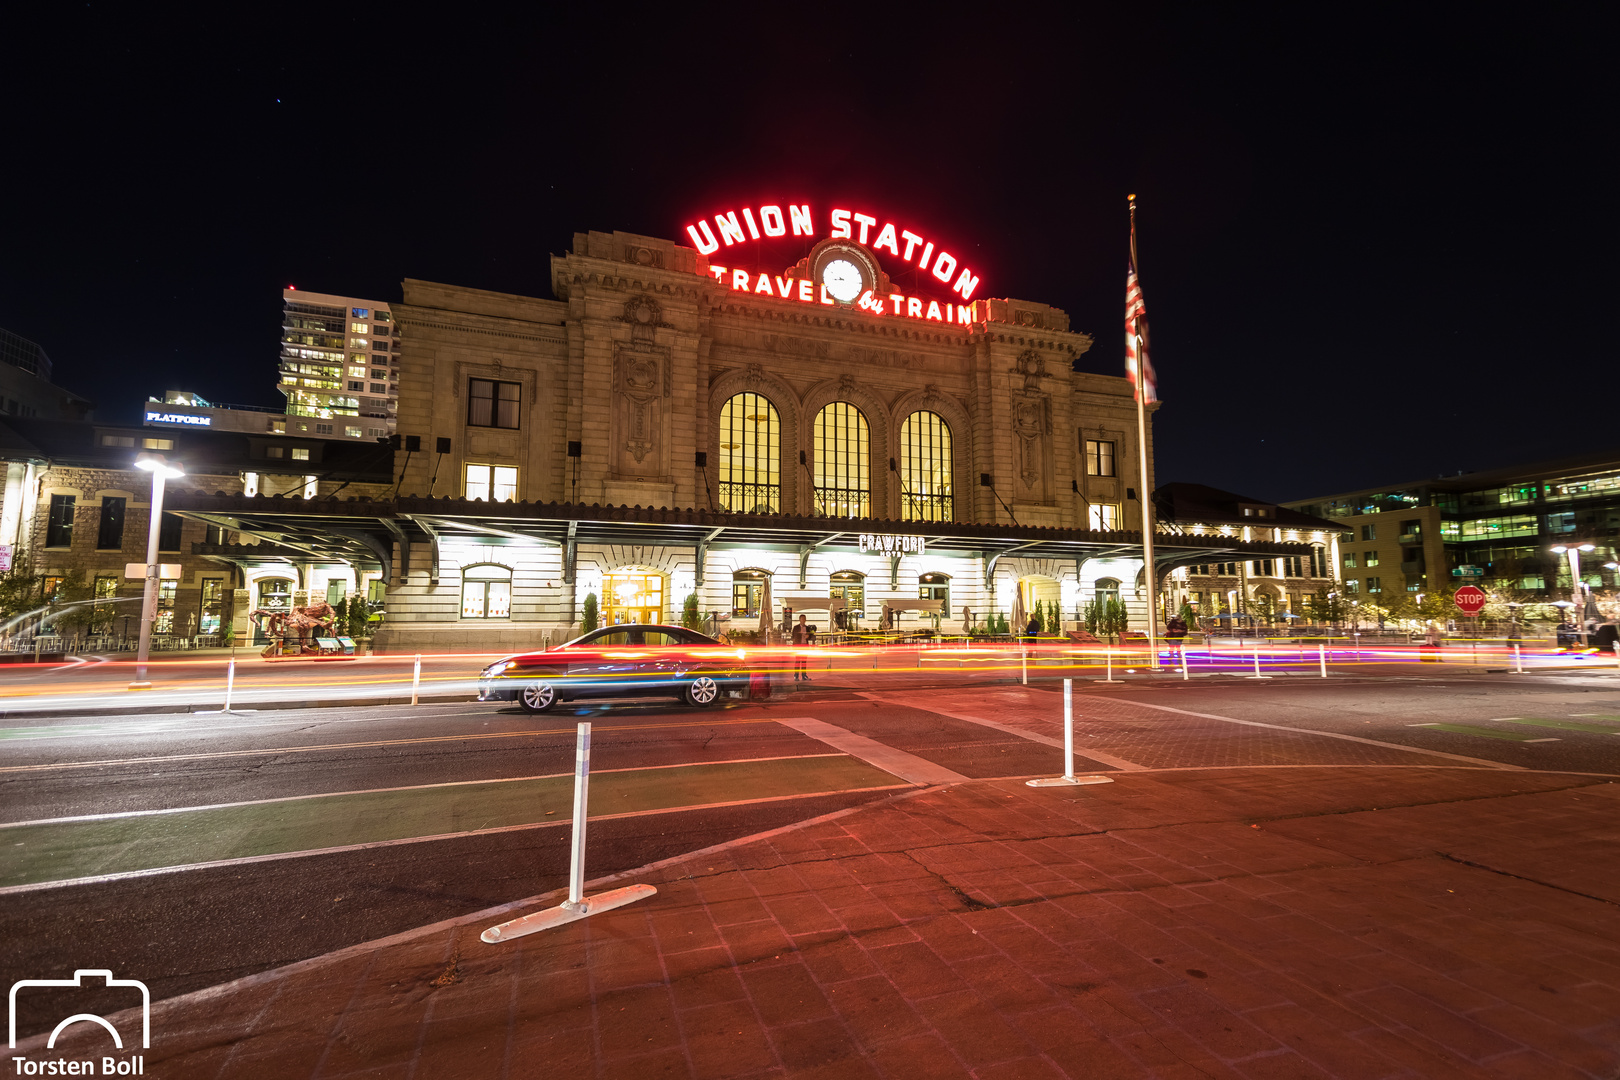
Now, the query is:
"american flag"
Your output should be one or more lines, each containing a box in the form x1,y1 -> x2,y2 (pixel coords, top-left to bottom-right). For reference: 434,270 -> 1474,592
1125,204 -> 1158,404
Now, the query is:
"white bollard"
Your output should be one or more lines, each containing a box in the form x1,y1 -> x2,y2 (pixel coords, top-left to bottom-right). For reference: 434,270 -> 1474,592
411,653 -> 422,706
482,721 -> 656,942
1104,646 -> 1118,683
1247,645 -> 1270,680
1513,643 -> 1523,674
1027,679 -> 1111,788
224,657 -> 236,711
1022,645 -> 1028,686
1181,650 -> 1188,680
1319,643 -> 1327,678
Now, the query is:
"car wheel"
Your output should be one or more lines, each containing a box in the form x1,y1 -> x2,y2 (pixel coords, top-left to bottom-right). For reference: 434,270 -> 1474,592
518,682 -> 559,713
684,675 -> 720,707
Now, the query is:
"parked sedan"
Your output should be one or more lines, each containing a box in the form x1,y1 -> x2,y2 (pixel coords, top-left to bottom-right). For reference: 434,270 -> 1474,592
477,624 -> 754,713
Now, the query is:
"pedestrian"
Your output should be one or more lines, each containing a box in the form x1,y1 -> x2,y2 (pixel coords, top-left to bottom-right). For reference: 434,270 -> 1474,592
1165,612 -> 1188,660
1025,614 -> 1041,644
792,613 -> 814,681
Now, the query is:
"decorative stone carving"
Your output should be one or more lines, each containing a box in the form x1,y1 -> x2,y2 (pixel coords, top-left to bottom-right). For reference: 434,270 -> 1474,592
1012,349 -> 1049,390
620,296 -> 666,342
838,373 -> 857,395
1011,391 -> 1050,489
613,342 -> 670,472
744,362 -> 764,389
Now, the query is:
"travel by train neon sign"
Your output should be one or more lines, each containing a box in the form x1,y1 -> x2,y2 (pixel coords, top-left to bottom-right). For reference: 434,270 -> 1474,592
684,203 -> 983,323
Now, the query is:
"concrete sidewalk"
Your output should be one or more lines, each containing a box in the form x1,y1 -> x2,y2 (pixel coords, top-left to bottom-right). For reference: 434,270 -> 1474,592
22,765 -> 1620,1079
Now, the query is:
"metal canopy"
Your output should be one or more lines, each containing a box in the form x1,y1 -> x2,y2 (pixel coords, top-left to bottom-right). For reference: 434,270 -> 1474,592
166,493 -> 1321,569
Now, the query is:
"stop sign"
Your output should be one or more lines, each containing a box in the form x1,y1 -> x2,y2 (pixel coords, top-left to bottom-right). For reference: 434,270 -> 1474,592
1454,585 -> 1487,616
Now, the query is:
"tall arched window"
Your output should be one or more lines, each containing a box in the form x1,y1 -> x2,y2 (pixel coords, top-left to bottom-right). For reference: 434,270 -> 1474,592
461,564 -> 512,619
814,402 -> 869,518
899,411 -> 953,521
717,392 -> 779,513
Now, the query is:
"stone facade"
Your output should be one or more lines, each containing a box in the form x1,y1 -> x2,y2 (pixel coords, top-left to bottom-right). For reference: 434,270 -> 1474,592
370,229 -> 1161,651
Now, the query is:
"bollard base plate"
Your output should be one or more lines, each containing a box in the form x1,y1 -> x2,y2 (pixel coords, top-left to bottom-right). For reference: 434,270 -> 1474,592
482,883 -> 656,944
1026,775 -> 1114,787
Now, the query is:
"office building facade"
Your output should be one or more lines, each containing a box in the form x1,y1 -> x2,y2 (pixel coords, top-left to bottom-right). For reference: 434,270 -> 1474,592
279,288 -> 399,438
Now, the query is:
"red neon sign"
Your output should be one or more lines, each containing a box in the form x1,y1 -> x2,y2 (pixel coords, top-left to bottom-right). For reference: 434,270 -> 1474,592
684,203 -> 981,301
704,263 -> 976,326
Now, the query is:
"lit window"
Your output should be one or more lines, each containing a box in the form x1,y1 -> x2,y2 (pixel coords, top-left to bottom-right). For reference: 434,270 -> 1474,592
266,446 -> 284,459
351,308 -> 369,318
349,366 -> 367,377
1088,503 -> 1121,530
919,572 -> 951,617
1343,553 -> 1358,568
292,448 -> 310,461
465,464 -> 518,502
269,420 -> 286,433
154,578 -> 179,634
717,392 -> 779,513
350,322 -> 369,334
468,378 -> 520,429
813,402 -> 869,518
370,369 -> 387,379
142,438 -> 173,450
1365,551 -> 1379,566
732,569 -> 770,617
1085,439 -> 1116,477
899,411 -> 952,521
461,564 -> 512,619
99,435 -> 135,447
346,426 -> 362,438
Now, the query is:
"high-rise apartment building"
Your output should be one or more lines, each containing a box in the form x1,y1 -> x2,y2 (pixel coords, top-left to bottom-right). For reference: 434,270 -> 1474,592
278,288 -> 398,438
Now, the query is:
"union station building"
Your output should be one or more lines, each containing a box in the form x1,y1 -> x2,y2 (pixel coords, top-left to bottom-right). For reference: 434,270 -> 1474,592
160,211 -> 1336,651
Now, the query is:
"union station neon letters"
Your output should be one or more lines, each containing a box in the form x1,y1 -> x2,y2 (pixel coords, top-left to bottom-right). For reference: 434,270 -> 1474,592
684,202 -> 981,303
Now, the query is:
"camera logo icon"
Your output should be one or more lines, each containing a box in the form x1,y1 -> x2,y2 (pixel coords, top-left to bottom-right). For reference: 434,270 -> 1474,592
9,969 -> 150,1049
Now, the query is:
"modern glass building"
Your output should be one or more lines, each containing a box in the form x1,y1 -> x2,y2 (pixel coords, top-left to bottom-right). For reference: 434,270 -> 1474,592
278,288 -> 398,437
1283,450 -> 1620,603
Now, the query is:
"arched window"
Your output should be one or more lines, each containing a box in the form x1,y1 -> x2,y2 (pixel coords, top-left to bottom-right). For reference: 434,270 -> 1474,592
814,402 -> 869,518
899,412 -> 953,521
1095,578 -> 1121,604
919,572 -> 951,617
717,392 -> 779,513
461,564 -> 512,619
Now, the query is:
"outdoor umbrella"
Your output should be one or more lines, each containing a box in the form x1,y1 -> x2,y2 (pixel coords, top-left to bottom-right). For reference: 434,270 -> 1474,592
1011,589 -> 1027,639
1585,593 -> 1602,625
758,575 -> 773,640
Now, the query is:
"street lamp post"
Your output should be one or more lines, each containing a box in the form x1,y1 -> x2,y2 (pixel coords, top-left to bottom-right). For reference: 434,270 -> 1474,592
1551,543 -> 1594,644
130,452 -> 184,689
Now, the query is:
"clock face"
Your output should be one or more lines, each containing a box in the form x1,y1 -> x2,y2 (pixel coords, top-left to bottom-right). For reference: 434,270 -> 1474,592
821,258 -> 864,304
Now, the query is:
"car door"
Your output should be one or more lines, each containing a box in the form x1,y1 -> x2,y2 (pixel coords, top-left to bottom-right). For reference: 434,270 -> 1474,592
558,629 -> 635,696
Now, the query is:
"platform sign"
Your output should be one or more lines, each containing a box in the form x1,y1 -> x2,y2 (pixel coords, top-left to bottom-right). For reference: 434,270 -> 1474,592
1454,585 -> 1487,616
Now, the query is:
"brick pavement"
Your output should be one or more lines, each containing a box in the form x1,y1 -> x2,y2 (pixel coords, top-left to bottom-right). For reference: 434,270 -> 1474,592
25,767 -> 1620,1079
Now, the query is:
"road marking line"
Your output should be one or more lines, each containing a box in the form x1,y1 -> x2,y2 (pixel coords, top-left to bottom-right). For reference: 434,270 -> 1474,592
1412,723 -> 1558,743
1494,718 -> 1620,735
0,783 -> 912,896
771,716 -> 969,784
1119,703 -> 1525,769
857,691 -> 1146,771
0,753 -> 848,829
0,717 -> 780,775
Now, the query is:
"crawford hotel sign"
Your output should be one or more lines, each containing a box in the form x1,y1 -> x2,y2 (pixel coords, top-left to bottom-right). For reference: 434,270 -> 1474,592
686,202 -> 981,323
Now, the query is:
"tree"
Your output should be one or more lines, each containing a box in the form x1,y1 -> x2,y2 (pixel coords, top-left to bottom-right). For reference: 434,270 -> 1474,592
1083,597 -> 1102,636
582,592 -> 599,632
681,593 -> 702,630
1178,600 -> 1195,626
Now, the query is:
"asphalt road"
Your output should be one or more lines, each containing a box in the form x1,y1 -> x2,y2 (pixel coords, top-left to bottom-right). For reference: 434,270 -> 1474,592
3,668 -> 1619,1038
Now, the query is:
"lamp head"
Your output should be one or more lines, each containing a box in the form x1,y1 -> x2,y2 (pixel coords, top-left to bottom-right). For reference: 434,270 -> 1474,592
1579,544 -> 1595,552
134,452 -> 184,479
1551,545 -> 1569,554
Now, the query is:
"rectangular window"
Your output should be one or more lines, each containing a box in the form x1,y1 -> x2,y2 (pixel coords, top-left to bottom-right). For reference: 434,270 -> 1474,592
99,434 -> 135,447
347,381 -> 364,391
1087,503 -> 1121,530
1282,556 -> 1303,577
200,578 -> 224,634
46,494 -> 75,547
1366,576 -> 1382,594
142,438 -> 173,450
158,512 -> 183,552
465,464 -> 518,502
96,496 -> 126,550
468,378 -> 521,429
1084,439 -> 1116,477
291,448 -> 310,460
93,575 -> 119,632
269,420 -> 286,433
369,382 -> 387,394
346,426 -> 362,438
1344,579 -> 1360,594
205,524 -> 224,545
154,578 -> 178,634
1365,551 -> 1379,566
1343,552 -> 1358,568
315,423 -> 333,435
1361,524 -> 1377,541
1252,559 -> 1274,576
266,446 -> 284,459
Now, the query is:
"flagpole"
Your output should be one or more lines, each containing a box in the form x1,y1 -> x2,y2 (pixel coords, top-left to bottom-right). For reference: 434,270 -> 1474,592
1129,195 -> 1161,670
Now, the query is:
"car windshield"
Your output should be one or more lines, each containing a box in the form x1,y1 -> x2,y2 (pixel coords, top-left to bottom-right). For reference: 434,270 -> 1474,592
558,626 -> 719,648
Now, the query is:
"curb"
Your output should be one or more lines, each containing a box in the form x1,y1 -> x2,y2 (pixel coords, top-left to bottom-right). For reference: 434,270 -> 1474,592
0,695 -> 473,721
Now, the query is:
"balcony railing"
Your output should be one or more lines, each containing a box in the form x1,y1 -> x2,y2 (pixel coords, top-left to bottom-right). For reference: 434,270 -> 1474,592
718,482 -> 780,515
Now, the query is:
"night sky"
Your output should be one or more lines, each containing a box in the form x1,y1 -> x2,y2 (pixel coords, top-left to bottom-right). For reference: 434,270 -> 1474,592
4,6 -> 1611,503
